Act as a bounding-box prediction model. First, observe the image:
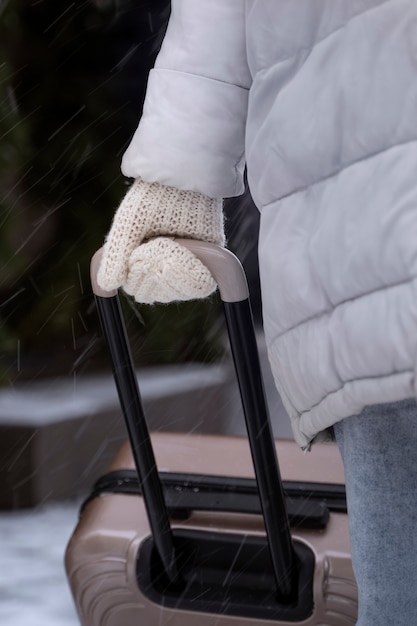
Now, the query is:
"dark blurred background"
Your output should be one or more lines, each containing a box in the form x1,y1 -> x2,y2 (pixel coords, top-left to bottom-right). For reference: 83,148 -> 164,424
0,0 -> 261,385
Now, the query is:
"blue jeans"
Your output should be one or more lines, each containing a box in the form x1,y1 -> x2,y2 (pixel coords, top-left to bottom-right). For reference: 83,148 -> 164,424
333,399 -> 417,625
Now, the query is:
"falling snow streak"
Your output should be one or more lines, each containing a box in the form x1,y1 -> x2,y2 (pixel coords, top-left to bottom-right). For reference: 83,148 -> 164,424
91,173 -> 123,204
53,285 -> 76,299
77,263 -> 84,295
71,318 -> 76,350
0,166 -> 34,206
0,287 -> 26,309
77,312 -> 88,332
35,294 -> 70,335
0,105 -> 42,142
110,44 -> 143,73
120,292 -> 145,326
70,335 -> 99,373
47,105 -> 86,141
13,199 -> 72,256
42,3 -> 76,34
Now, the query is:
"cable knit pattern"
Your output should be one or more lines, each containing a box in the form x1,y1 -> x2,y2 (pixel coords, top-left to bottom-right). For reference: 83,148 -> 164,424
97,178 -> 224,303
124,237 -> 216,303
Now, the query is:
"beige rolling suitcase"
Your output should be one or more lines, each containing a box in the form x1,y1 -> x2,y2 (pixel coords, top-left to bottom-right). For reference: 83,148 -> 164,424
65,241 -> 357,625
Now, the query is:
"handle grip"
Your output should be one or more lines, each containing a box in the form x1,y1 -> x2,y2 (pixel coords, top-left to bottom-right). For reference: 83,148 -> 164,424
90,239 -> 249,303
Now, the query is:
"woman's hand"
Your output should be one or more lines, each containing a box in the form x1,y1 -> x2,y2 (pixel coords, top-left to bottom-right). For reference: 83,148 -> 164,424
97,178 -> 224,303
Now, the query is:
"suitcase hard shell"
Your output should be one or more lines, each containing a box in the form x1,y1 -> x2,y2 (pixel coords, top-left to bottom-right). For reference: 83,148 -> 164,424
65,240 -> 357,625
66,434 -> 356,625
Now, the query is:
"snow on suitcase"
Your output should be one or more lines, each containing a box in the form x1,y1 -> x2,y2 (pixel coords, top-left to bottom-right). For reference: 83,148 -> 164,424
65,240 -> 357,625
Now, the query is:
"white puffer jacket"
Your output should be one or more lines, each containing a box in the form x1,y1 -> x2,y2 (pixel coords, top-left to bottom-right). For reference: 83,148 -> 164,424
122,0 -> 417,448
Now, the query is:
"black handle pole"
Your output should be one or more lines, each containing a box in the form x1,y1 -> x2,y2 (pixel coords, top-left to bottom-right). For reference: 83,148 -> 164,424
95,294 -> 182,587
224,300 -> 296,600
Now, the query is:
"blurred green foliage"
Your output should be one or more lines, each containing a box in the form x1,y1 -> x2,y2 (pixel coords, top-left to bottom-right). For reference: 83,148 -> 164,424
0,0 -> 224,383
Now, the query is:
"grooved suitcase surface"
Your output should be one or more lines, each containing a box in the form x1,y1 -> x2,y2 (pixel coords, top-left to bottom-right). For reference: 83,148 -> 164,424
65,432 -> 356,626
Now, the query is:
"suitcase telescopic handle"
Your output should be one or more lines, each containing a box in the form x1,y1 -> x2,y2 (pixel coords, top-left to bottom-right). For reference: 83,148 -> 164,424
90,240 -> 296,600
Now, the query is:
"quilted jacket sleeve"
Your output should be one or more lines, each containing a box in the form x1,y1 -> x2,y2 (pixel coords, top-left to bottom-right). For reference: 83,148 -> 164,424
121,0 -> 251,198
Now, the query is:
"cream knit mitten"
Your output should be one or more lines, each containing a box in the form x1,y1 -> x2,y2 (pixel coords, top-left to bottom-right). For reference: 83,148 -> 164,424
97,178 -> 225,303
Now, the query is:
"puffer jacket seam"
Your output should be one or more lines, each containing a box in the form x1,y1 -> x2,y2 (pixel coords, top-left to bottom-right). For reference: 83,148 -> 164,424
232,151 -> 246,195
268,274 -> 417,345
297,368 -> 413,421
253,0 -> 392,71
263,136 -> 417,208
152,67 -> 251,93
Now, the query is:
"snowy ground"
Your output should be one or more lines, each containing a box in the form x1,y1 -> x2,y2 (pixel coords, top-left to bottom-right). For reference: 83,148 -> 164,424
0,502 -> 81,626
